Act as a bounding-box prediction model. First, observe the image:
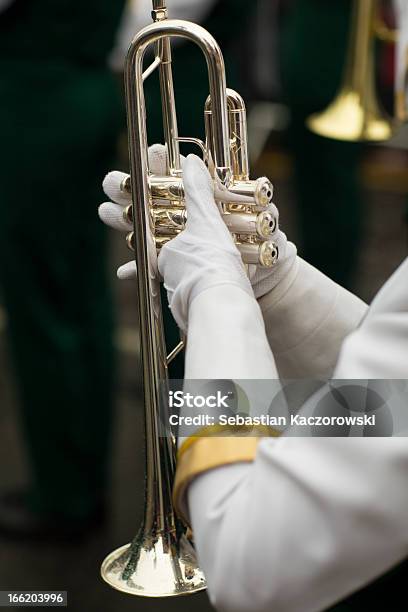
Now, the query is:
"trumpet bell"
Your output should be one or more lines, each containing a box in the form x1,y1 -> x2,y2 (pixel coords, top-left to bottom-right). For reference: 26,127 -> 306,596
101,530 -> 206,597
307,88 -> 394,142
307,0 -> 396,143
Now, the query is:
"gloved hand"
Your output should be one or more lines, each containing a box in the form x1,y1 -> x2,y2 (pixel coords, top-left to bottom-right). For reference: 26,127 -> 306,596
157,154 -> 255,331
99,143 -> 367,379
99,143 -> 297,300
99,144 -> 170,281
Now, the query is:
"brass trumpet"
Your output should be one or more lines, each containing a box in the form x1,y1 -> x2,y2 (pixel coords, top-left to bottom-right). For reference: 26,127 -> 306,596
307,0 -> 397,142
100,0 -> 278,599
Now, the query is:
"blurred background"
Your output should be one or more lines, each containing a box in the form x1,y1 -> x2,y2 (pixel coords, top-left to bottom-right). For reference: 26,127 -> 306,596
0,0 -> 407,610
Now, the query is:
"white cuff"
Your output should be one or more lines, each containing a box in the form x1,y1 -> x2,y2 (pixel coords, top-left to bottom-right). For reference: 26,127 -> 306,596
258,258 -> 368,379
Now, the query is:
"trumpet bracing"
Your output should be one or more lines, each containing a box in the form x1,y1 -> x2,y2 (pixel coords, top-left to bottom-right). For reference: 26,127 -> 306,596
100,0 -> 278,598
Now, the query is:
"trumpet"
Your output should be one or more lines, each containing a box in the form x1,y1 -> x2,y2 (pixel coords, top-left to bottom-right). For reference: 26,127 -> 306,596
307,0 -> 397,142
100,0 -> 278,598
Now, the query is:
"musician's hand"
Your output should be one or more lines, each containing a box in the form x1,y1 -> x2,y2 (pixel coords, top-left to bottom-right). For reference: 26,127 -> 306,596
158,154 -> 254,331
98,144 -> 170,279
99,143 -> 297,300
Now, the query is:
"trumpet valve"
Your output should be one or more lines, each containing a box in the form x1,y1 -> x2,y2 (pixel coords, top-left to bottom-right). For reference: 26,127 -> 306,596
259,240 -> 279,268
123,204 -> 133,224
237,240 -> 279,268
120,175 -> 131,194
254,177 -> 274,208
256,210 -> 276,238
126,231 -> 135,251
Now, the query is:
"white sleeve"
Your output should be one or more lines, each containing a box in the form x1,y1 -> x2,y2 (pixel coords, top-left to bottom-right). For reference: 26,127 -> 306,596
335,257 -> 408,378
185,284 -> 278,381
258,258 -> 368,379
185,258 -> 408,612
189,438 -> 408,612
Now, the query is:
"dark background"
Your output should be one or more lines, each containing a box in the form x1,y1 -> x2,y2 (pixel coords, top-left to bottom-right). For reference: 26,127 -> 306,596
0,153 -> 406,611
0,0 -> 407,610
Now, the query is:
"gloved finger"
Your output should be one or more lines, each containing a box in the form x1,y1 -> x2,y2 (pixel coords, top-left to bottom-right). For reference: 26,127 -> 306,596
149,143 -> 168,175
103,171 -> 131,206
273,230 -> 290,257
102,145 -> 184,207
117,260 -> 137,280
98,202 -> 132,232
102,144 -> 166,204
149,143 -> 186,175
182,154 -> 219,226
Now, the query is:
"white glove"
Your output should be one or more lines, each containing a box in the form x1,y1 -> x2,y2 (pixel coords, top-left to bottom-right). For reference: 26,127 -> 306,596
158,154 -> 254,332
99,144 -> 297,299
99,144 -> 170,280
259,258 -> 368,379
99,143 -> 367,379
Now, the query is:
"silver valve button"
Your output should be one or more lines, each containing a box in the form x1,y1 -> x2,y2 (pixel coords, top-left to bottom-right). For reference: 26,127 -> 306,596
256,210 -> 277,239
259,241 -> 279,268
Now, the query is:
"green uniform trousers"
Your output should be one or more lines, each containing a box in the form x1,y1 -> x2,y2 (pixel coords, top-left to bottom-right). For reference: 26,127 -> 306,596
0,62 -> 123,519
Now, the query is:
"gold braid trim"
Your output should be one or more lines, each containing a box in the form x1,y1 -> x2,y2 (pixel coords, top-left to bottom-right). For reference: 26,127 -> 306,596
178,423 -> 281,460
173,425 -> 281,526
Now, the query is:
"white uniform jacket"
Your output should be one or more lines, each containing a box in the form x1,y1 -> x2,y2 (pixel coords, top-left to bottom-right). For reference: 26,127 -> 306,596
174,257 -> 408,612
